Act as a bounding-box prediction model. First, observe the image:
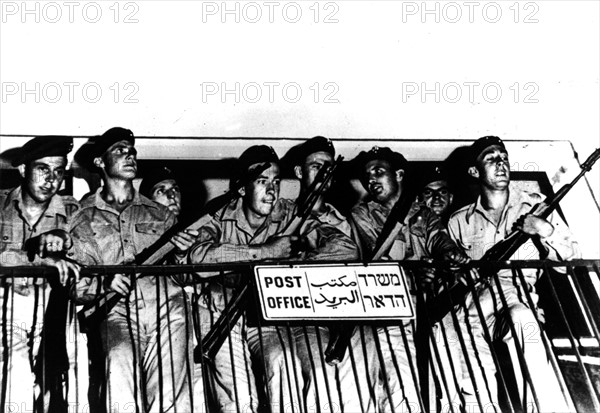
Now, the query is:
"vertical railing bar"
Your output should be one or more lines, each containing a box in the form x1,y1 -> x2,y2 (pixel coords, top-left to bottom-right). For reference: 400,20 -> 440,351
300,325 -> 320,412
0,283 -> 10,411
313,327 -> 336,412
426,310 -> 458,413
513,266 -> 578,410
542,262 -> 600,410
72,298 -> 80,412
160,267 -> 178,413
489,270 -> 541,411
345,326 -> 367,413
448,270 -> 510,413
127,270 -> 142,413
371,325 -> 397,413
567,265 -> 600,344
280,323 -> 303,412
154,273 -> 165,412
254,294 -> 271,412
436,313 -> 467,413
219,270 -> 241,413
358,325 -> 377,411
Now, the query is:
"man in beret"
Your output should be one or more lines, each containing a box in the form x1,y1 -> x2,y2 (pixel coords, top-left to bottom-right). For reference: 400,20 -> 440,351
446,136 -> 580,411
350,146 -> 468,412
251,136 -> 358,412
70,127 -> 191,412
139,167 -> 182,217
420,166 -> 454,223
185,145 -> 300,412
0,136 -> 80,411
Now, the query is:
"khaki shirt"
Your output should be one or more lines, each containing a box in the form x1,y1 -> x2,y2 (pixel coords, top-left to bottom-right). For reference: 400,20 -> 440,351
189,197 -> 358,266
351,198 -> 460,261
447,189 -> 580,285
70,188 -> 176,303
0,186 -> 79,291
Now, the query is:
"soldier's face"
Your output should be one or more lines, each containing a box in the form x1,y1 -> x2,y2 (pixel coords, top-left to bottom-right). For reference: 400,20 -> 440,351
471,146 -> 510,190
422,180 -> 453,216
296,151 -> 333,192
150,179 -> 181,216
363,160 -> 402,205
96,140 -> 137,180
22,156 -> 67,203
242,163 -> 281,217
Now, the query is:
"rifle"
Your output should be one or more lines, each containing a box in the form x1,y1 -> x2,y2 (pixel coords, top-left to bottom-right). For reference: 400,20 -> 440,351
77,162 -> 271,333
199,156 -> 344,362
428,148 -> 600,323
324,183 -> 417,365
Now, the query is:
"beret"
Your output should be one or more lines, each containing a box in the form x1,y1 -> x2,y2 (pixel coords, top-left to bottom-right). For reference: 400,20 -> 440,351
420,165 -> 448,189
232,145 -> 279,187
75,127 -> 135,171
470,136 -> 506,165
11,136 -> 73,167
354,146 -> 408,172
293,136 -> 335,165
139,167 -> 177,198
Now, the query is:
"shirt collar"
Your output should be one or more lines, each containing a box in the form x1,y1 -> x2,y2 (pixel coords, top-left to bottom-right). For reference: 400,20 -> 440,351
91,186 -> 158,213
221,197 -> 287,224
6,186 -> 68,219
466,188 -> 524,224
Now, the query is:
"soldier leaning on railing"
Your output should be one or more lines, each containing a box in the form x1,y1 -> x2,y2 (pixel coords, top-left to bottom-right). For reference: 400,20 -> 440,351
446,136 -> 581,412
0,136 -> 80,413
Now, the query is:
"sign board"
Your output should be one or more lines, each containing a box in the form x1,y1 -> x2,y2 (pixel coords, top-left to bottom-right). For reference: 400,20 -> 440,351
253,263 -> 414,321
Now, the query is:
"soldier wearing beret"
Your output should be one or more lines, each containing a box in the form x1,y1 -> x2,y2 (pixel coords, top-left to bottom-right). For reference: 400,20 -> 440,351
0,136 -> 80,411
349,146 -> 468,412
250,137 -> 358,413
420,166 -> 454,223
69,128 -> 191,412
185,145 -> 300,412
139,167 -> 182,217
445,136 -> 580,411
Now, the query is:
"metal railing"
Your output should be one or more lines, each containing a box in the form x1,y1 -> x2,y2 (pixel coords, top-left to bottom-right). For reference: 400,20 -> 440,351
1,259 -> 599,413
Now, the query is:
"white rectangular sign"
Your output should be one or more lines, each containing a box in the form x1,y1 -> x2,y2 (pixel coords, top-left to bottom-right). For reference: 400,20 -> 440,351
254,263 -> 414,321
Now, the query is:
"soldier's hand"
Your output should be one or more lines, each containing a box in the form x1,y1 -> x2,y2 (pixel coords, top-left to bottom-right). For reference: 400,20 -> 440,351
513,214 -> 554,238
171,229 -> 199,252
41,256 -> 80,286
457,268 -> 481,286
104,273 -> 131,296
444,250 -> 470,266
38,229 -> 73,257
263,235 -> 300,259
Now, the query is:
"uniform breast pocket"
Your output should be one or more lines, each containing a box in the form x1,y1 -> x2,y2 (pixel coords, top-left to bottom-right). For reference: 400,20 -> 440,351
134,222 -> 164,248
91,223 -> 118,252
458,236 -> 486,258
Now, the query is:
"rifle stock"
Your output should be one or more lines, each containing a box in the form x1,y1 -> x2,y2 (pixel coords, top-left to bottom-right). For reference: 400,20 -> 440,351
428,148 -> 600,324
77,163 -> 271,332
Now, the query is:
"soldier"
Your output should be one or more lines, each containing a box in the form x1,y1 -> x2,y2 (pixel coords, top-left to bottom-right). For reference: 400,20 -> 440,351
447,136 -> 580,412
70,127 -> 190,412
420,166 -> 454,223
283,136 -> 359,412
185,145 -> 299,413
350,146 -> 468,413
0,136 -> 80,411
139,166 -> 182,217
139,166 -> 206,411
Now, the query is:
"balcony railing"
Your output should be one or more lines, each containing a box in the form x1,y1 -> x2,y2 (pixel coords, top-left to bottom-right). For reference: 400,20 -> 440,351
1,259 -> 599,413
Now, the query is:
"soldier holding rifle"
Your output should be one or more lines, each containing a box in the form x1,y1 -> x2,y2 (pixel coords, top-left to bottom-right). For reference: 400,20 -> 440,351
446,136 -> 580,412
0,136 -> 80,411
287,136 -> 359,412
185,141 -> 358,413
70,128 -> 191,412
349,146 -> 468,413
